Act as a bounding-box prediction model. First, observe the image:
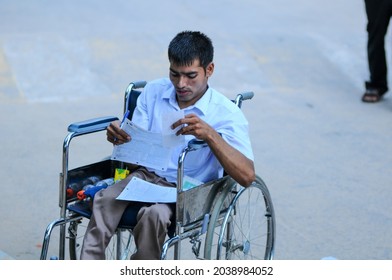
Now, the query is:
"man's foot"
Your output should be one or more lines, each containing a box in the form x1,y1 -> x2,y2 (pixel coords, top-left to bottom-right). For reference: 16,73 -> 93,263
361,88 -> 384,103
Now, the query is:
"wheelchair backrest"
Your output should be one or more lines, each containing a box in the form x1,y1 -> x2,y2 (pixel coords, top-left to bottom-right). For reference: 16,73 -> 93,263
123,81 -> 147,119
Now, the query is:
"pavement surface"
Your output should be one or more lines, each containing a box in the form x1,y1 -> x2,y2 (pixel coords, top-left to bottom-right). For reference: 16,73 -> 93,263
1,0 -> 392,260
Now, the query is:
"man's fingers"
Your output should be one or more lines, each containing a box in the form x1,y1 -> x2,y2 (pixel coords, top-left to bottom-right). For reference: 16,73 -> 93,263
171,114 -> 199,129
107,121 -> 131,143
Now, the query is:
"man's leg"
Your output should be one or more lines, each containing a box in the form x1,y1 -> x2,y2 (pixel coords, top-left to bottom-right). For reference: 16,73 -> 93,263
364,0 -> 392,96
131,203 -> 174,260
80,176 -> 132,259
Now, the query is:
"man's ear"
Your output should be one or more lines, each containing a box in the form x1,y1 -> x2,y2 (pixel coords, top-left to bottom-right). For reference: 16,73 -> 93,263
206,62 -> 214,77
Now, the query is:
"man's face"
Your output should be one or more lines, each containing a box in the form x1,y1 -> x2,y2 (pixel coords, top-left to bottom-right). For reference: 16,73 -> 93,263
169,59 -> 214,109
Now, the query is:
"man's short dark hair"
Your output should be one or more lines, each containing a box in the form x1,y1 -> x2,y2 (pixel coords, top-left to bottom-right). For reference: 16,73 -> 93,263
168,31 -> 214,69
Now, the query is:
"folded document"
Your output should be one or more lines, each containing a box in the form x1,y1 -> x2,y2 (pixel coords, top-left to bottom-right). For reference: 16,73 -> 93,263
116,177 -> 177,203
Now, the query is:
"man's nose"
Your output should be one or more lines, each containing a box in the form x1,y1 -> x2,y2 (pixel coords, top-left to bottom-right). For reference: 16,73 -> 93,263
177,76 -> 187,88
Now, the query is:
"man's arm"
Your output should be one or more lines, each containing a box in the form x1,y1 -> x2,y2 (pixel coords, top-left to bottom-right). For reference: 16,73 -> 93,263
172,114 -> 255,187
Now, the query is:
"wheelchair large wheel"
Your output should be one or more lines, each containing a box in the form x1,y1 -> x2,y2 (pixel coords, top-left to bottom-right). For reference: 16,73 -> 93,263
68,218 -> 135,260
204,175 -> 275,260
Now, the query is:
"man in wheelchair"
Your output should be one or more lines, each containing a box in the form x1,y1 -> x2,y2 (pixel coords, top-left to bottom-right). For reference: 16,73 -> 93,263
80,30 -> 255,260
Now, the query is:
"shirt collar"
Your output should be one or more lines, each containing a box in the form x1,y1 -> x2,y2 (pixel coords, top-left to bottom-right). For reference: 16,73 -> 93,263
162,86 -> 211,116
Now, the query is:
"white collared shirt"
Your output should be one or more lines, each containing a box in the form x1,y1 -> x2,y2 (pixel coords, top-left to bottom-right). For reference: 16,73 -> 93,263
132,78 -> 254,184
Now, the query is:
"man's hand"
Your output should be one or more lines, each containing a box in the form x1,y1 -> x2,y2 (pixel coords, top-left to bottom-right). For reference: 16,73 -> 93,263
106,120 -> 131,145
171,113 -> 215,141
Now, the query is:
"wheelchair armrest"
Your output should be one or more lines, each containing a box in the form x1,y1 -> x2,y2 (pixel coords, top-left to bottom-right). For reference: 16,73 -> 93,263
187,138 -> 208,150
187,133 -> 224,150
67,116 -> 119,134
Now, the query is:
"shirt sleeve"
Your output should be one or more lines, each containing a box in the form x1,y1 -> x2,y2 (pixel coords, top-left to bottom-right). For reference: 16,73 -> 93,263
131,83 -> 150,130
219,109 -> 254,162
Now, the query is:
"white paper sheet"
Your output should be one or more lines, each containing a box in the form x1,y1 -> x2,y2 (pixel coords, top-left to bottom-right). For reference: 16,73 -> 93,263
111,117 -> 185,171
116,177 -> 176,203
161,110 -> 186,147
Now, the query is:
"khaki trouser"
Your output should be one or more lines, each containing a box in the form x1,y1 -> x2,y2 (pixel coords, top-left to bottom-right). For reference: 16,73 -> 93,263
80,167 -> 175,260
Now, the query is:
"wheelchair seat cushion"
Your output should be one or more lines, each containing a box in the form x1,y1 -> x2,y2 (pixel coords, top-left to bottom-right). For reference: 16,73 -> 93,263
67,201 -> 142,228
68,201 -> 175,236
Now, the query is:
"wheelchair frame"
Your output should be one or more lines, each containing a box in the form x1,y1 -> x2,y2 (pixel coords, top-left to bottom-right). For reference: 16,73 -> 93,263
40,81 -> 275,260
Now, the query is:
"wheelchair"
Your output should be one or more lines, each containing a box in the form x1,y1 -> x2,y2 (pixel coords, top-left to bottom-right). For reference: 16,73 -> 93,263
40,81 -> 276,260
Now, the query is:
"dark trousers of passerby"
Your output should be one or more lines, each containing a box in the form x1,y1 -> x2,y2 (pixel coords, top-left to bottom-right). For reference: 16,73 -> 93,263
365,0 -> 392,94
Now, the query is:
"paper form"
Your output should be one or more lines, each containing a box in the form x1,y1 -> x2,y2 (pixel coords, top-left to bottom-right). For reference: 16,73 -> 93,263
111,111 -> 185,171
116,176 -> 176,203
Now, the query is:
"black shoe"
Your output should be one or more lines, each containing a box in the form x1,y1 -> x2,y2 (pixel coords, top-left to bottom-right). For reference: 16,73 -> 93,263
362,88 -> 384,103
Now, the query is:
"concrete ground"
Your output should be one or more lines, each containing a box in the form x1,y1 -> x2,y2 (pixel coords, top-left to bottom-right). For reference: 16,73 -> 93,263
0,0 -> 391,260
